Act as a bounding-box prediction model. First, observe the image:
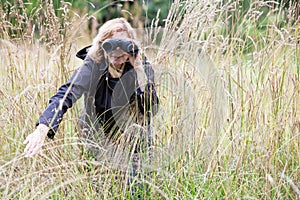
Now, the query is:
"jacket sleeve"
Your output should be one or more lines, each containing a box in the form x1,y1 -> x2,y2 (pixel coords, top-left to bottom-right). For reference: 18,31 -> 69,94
37,58 -> 101,139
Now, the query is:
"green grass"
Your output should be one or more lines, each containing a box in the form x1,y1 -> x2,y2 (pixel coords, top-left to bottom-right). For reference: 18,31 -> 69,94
0,0 -> 299,199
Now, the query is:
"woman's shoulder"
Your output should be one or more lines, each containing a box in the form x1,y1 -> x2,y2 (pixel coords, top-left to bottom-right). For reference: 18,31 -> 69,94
76,45 -> 92,60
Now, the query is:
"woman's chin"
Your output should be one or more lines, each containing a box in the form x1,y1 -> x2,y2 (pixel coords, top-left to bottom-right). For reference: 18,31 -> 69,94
112,61 -> 124,65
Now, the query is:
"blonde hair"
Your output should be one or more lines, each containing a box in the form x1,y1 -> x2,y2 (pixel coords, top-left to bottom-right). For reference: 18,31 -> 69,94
87,18 -> 137,63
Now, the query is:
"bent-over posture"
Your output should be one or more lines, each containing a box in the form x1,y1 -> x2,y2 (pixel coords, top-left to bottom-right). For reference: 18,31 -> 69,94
23,18 -> 159,160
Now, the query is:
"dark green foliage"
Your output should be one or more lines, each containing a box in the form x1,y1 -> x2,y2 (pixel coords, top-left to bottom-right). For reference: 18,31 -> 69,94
140,0 -> 173,25
0,0 -> 171,31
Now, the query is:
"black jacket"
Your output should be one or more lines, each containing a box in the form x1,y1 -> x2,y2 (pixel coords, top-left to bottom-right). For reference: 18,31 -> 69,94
37,54 -> 158,139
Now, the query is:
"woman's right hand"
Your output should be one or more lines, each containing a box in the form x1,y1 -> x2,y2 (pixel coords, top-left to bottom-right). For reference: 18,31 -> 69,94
23,124 -> 49,157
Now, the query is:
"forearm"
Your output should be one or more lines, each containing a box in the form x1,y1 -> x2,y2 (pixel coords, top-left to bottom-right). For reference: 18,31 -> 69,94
37,63 -> 93,137
37,100 -> 67,138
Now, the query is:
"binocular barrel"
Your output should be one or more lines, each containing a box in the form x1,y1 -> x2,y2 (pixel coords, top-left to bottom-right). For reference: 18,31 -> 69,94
102,39 -> 139,55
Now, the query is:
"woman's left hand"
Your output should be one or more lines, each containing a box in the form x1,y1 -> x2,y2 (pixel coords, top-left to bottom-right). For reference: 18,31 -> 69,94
128,52 -> 142,68
129,52 -> 147,91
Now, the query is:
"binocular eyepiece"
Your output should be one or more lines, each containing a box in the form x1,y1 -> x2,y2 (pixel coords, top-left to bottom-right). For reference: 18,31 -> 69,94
102,39 -> 139,55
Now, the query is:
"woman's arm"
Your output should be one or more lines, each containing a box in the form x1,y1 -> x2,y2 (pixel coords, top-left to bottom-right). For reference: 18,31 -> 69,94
24,58 -> 102,157
37,61 -> 94,137
130,54 -> 159,115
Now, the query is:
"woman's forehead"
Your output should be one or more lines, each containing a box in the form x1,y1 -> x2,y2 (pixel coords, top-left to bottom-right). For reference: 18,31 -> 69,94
111,31 -> 130,39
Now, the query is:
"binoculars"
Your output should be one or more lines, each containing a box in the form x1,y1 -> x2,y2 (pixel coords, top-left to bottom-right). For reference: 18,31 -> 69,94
102,39 -> 139,55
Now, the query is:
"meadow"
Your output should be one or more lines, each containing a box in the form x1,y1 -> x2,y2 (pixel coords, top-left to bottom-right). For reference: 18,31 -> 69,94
0,0 -> 299,199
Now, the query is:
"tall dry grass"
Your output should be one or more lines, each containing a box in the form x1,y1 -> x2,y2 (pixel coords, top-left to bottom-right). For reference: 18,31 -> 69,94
0,0 -> 299,199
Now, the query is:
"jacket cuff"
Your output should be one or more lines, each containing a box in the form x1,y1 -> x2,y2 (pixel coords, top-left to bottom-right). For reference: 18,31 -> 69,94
35,121 -> 56,139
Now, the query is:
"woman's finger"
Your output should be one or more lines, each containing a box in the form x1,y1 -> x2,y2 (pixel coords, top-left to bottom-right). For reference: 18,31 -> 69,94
28,143 -> 41,158
24,140 -> 33,155
38,150 -> 46,158
23,134 -> 32,145
25,139 -> 38,157
23,138 -> 28,145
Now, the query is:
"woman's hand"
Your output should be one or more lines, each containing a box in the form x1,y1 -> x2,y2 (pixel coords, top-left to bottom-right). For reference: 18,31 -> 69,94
129,52 -> 147,91
23,124 -> 49,157
129,51 -> 142,68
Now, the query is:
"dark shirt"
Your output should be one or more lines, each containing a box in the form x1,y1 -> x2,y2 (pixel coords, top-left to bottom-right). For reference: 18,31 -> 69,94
95,62 -> 137,134
37,56 -> 158,139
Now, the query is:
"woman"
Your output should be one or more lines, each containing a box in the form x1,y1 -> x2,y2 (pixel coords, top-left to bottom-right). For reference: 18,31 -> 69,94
23,18 -> 159,159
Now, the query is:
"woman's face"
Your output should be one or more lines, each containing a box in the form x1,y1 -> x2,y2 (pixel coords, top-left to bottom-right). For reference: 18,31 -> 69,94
108,31 -> 130,66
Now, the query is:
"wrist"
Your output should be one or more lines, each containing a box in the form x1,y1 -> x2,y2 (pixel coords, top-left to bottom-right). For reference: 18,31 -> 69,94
37,124 -> 50,136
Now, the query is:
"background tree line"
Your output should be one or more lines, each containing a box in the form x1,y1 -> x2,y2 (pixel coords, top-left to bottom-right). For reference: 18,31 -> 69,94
0,0 -> 298,42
